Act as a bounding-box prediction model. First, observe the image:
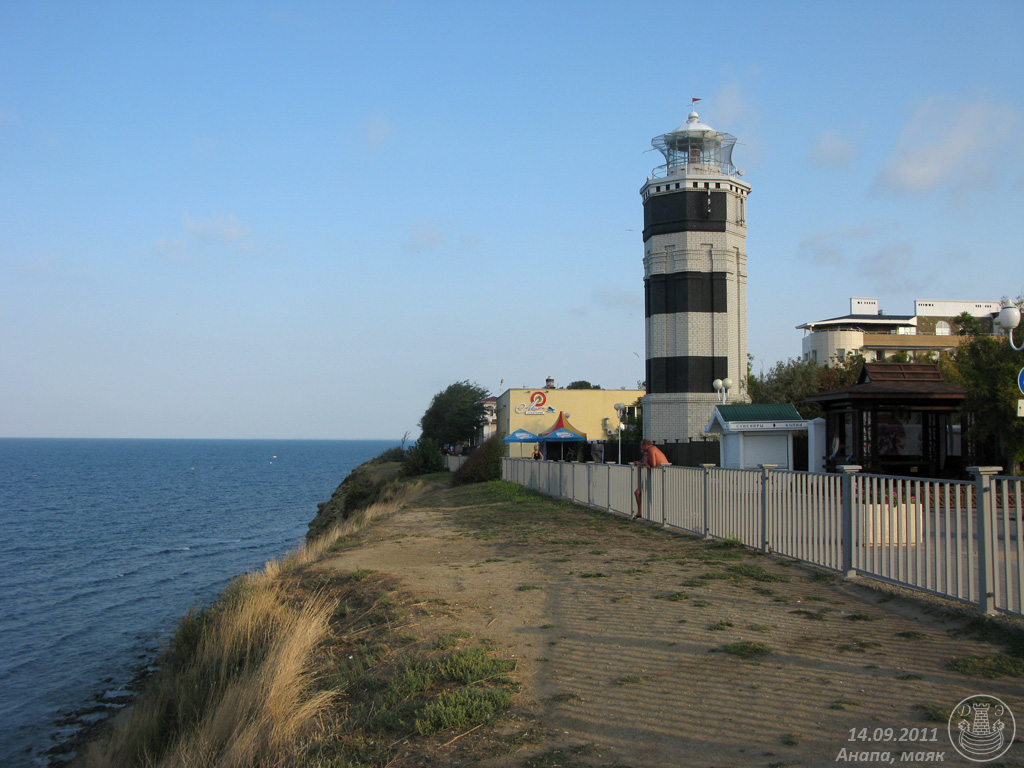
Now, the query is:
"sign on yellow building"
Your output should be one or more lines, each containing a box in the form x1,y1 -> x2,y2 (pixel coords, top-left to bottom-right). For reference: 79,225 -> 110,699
495,386 -> 645,458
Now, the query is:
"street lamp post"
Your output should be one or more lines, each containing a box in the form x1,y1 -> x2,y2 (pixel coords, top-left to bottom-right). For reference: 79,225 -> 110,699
614,402 -> 626,464
712,378 -> 733,403
996,300 -> 1023,352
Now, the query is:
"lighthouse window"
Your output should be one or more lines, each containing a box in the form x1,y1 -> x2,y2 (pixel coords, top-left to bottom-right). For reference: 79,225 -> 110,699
716,183 -> 721,188
704,183 -> 709,189
692,182 -> 698,188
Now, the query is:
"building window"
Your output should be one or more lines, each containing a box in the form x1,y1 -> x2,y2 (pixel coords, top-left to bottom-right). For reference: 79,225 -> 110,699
935,320 -> 951,336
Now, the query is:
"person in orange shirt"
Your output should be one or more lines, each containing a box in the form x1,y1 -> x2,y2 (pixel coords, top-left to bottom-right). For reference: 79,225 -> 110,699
633,439 -> 669,519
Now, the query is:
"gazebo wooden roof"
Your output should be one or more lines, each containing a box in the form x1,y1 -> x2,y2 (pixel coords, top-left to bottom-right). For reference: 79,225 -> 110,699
807,363 -> 965,410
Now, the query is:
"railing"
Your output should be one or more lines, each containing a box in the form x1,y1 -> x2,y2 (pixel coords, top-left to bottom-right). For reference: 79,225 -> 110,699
443,455 -> 468,472
500,458 -> 1024,617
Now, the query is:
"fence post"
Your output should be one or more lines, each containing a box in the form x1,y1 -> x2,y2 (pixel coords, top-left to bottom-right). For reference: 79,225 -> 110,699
837,465 -> 861,578
759,465 -> 778,553
587,462 -> 593,507
969,466 -> 1002,615
660,466 -> 667,528
700,464 -> 715,538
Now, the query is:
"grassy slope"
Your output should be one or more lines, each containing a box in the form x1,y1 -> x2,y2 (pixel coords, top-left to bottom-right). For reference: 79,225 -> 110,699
76,475 -> 1024,768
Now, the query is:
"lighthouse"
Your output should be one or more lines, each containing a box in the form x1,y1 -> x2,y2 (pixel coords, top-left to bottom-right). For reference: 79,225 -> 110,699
640,109 -> 751,442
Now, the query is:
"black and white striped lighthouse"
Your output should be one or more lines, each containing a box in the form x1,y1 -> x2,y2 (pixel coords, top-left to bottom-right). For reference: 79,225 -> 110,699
640,107 -> 751,441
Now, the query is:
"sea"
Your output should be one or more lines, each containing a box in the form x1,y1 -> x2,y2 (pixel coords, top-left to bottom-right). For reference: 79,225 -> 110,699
0,437 -> 399,767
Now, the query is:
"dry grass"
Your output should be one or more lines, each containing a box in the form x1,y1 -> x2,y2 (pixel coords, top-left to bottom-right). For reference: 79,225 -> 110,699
80,583 -> 336,768
78,481 -> 430,768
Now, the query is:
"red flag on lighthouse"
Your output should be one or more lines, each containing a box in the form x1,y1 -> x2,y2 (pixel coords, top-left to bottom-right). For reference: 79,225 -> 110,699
691,97 -> 701,105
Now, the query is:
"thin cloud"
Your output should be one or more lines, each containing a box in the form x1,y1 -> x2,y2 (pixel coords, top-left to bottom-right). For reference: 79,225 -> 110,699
364,112 -> 395,149
797,223 -> 897,267
593,287 -> 642,309
184,212 -> 249,243
152,212 -> 253,260
863,241 -> 935,293
402,219 -> 445,253
808,129 -> 858,167
874,95 -> 1020,195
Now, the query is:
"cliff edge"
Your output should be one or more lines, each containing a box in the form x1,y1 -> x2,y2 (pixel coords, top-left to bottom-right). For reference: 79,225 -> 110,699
306,459 -> 404,541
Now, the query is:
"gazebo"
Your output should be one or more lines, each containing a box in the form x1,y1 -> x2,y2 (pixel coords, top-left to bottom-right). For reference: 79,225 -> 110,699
807,363 -> 966,477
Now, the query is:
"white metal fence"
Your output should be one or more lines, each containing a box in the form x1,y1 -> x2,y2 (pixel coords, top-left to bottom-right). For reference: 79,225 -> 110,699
444,455 -> 469,472
501,458 -> 1024,617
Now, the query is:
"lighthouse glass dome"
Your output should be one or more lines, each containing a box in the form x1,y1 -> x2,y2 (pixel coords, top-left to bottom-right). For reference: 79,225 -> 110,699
650,111 -> 738,178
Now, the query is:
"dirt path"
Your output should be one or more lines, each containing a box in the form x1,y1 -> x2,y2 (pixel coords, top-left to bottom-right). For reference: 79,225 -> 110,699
318,483 -> 1024,767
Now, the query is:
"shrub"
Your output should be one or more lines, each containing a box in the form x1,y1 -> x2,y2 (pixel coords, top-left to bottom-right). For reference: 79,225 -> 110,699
452,434 -> 504,485
373,446 -> 408,464
404,438 -> 444,477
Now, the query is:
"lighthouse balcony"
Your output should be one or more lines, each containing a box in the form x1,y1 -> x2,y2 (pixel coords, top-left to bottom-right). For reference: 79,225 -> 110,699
650,162 -> 738,180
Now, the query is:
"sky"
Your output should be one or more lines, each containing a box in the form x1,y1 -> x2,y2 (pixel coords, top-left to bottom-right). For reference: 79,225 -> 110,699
2,1 -> 1022,440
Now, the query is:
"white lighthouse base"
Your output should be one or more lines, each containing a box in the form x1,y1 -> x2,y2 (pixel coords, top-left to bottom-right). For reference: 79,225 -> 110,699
643,391 -> 750,444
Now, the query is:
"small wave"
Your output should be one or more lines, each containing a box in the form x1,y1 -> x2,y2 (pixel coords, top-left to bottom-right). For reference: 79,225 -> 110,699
154,546 -> 191,555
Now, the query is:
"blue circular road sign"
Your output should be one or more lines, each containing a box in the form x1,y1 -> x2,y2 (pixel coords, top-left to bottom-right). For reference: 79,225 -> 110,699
1019,366 -> 1024,396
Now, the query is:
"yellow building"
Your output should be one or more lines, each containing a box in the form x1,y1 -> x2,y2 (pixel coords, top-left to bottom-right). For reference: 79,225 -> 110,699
495,380 -> 645,458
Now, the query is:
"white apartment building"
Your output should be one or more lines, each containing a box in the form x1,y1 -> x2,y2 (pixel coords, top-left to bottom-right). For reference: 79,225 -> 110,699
798,297 -> 1000,363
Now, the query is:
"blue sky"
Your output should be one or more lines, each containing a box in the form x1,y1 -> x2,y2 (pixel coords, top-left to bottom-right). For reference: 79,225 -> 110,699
2,0 -> 1022,439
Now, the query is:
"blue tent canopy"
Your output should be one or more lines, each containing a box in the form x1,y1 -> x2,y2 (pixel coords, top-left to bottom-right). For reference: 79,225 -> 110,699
503,428 -> 539,443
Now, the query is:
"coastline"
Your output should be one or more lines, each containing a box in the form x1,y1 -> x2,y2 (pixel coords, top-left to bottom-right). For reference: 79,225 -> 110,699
1,440 -> 399,768
62,466 -> 1024,766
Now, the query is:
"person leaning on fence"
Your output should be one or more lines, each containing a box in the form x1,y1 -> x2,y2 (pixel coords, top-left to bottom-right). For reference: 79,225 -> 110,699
633,439 -> 669,519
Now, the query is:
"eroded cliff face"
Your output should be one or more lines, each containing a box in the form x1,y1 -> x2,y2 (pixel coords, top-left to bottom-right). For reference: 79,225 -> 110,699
306,479 -> 349,541
306,460 -> 404,542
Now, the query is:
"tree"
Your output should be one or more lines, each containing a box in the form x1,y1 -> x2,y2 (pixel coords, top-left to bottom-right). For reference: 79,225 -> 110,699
419,381 -> 490,446
747,352 -> 864,420
947,335 -> 1024,474
404,437 -> 445,476
619,397 -> 643,445
566,380 -> 601,389
954,311 -> 984,337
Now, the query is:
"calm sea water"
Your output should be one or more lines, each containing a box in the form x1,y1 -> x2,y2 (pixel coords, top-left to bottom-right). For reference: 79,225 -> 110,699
0,438 -> 398,767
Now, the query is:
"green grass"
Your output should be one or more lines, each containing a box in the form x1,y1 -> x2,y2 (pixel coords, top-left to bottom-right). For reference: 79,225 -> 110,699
918,703 -> 952,722
947,655 -> 1024,678
717,641 -> 773,659
415,687 -> 513,735
836,640 -> 882,653
612,674 -> 648,685
727,563 -> 789,582
790,609 -> 829,621
654,591 -> 690,602
830,699 -> 862,710
894,630 -> 926,640
435,631 -> 471,649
